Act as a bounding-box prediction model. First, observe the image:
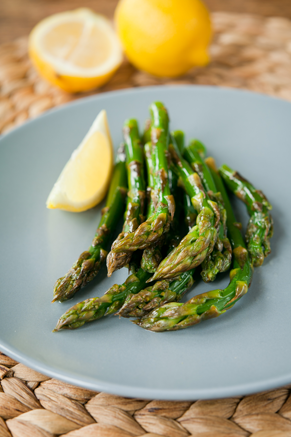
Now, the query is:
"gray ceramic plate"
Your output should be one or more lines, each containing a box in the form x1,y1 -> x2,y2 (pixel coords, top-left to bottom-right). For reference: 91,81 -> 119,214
0,86 -> 289,400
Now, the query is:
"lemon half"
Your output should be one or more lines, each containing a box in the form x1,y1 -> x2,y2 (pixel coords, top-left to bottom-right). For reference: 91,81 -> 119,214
46,110 -> 113,212
29,8 -> 123,92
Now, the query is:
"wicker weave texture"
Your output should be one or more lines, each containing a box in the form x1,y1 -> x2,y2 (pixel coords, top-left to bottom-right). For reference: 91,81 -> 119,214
1,352 -> 291,437
1,12 -> 291,135
1,10 -> 291,437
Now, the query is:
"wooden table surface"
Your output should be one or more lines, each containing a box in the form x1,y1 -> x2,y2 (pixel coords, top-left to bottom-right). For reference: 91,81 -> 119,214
2,0 -> 291,44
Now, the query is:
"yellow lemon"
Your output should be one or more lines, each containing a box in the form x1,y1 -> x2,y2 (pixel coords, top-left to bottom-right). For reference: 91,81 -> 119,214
46,110 -> 113,212
115,0 -> 212,77
29,8 -> 123,93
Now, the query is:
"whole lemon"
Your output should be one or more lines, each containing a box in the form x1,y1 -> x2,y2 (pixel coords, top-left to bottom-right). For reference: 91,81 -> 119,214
115,0 -> 212,77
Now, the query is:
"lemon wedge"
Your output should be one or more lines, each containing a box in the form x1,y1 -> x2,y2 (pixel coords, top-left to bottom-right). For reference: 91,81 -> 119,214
46,110 -> 113,212
29,8 -> 123,93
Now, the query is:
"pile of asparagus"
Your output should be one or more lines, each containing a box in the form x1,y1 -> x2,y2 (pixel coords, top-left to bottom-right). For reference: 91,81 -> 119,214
53,101 -> 273,333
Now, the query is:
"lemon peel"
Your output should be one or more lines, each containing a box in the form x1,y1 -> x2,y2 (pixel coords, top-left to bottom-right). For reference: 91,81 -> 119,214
115,0 -> 212,77
46,109 -> 113,212
29,8 -> 123,92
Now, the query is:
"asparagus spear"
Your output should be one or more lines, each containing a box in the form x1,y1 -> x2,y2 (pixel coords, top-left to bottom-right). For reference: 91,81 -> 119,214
140,141 -> 163,273
219,164 -> 273,267
136,160 -> 253,332
142,119 -> 151,145
171,131 -> 197,231
52,147 -> 127,303
184,140 -> 213,190
141,142 -> 185,274
177,134 -> 231,281
148,139 -> 219,281
141,159 -> 182,273
54,132 -> 170,331
172,132 -> 207,160
53,262 -> 152,331
187,139 -> 207,158
108,102 -> 175,255
140,246 -> 162,273
144,142 -> 156,216
118,270 -> 195,318
184,193 -> 197,230
119,149 -> 196,317
120,185 -> 193,317
171,130 -> 185,155
107,119 -> 146,276
184,142 -> 232,282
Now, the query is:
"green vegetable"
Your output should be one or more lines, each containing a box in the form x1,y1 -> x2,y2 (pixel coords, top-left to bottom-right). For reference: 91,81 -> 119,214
107,119 -> 146,276
136,161 -> 253,332
54,264 -> 152,331
184,142 -> 232,282
148,138 -> 219,281
52,146 -> 127,303
140,141 -> 163,273
118,270 -> 195,318
219,164 -> 273,267
108,102 -> 175,255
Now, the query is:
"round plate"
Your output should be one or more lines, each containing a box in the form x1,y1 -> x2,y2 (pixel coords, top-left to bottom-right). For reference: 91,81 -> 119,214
0,86 -> 289,400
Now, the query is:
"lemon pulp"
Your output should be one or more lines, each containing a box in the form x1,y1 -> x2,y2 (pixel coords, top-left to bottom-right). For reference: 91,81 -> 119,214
29,9 -> 123,92
46,109 -> 113,212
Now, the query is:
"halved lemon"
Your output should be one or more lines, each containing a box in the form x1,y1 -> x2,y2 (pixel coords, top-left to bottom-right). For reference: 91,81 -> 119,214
29,8 -> 123,93
46,110 -> 113,212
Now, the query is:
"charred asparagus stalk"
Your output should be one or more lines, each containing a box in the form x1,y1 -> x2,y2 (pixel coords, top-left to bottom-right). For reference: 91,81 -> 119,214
118,270 -> 195,318
184,142 -> 232,282
171,130 -> 185,155
136,161 -> 253,332
107,102 -> 175,255
184,193 -> 197,230
119,147 -> 196,317
172,132 -> 197,230
53,262 -> 152,331
52,147 -> 127,303
148,139 -> 219,281
107,119 -> 146,276
219,164 -> 273,267
119,185 -> 192,317
186,139 -> 207,158
175,131 -> 231,281
140,142 -> 163,273
144,142 -> 155,217
142,119 -> 151,145
141,154 -> 184,273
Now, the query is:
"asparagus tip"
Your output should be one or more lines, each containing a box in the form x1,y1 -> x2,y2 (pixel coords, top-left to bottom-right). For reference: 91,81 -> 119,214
51,293 -> 63,303
205,157 -> 218,173
131,319 -> 139,325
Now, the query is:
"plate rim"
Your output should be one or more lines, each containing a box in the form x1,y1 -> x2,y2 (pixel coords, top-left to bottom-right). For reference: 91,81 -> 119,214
1,83 -> 290,144
0,84 -> 289,400
0,339 -> 289,400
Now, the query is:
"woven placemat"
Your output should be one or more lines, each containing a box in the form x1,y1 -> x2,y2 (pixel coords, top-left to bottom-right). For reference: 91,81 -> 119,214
1,353 -> 291,437
2,11 -> 291,135
1,11 -> 291,437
